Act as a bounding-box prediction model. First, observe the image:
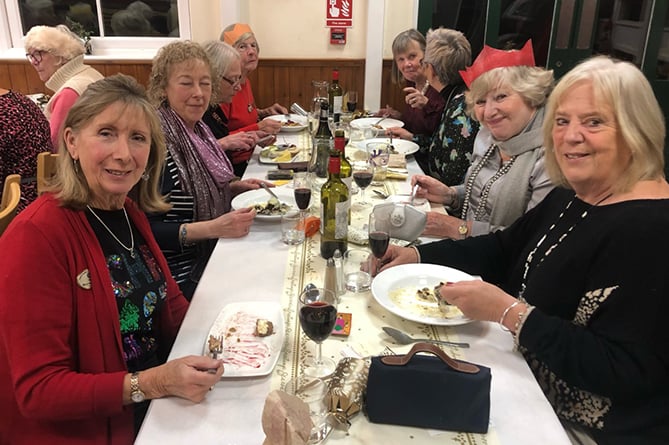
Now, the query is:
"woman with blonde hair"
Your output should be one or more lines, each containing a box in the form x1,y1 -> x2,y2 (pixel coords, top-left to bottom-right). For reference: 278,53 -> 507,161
24,24 -> 103,148
0,74 -> 223,445
411,40 -> 554,239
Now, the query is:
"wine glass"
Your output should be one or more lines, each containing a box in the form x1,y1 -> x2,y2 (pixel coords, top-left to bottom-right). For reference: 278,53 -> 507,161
346,91 -> 358,113
298,287 -> 338,378
293,172 -> 311,216
352,159 -> 373,207
368,212 -> 391,267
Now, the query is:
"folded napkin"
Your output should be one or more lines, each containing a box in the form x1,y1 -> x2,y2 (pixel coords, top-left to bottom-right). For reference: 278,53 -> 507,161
388,153 -> 406,169
262,390 -> 314,445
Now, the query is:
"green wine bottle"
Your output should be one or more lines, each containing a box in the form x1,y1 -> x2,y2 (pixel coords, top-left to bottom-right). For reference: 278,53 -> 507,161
309,101 -> 332,178
328,68 -> 343,117
320,154 -> 349,259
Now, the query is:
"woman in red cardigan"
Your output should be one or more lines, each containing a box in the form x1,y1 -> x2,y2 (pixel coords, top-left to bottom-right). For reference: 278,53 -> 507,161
0,74 -> 223,445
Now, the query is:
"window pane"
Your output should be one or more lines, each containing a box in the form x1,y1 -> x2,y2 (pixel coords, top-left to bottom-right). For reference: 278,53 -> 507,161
19,0 -> 100,36
102,1 -> 179,37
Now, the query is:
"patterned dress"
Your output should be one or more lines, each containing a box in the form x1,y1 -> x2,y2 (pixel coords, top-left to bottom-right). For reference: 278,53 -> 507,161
415,84 -> 479,185
0,90 -> 53,210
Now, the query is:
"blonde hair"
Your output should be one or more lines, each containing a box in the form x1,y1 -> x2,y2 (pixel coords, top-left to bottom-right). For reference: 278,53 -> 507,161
423,28 -> 471,86
202,40 -> 241,102
465,66 -> 554,121
147,40 -> 218,107
52,74 -> 170,213
24,25 -> 84,61
543,56 -> 666,192
390,29 -> 425,85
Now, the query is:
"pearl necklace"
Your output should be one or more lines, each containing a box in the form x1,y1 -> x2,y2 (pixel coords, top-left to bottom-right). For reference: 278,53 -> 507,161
86,205 -> 136,259
518,192 -> 613,298
460,144 -> 518,220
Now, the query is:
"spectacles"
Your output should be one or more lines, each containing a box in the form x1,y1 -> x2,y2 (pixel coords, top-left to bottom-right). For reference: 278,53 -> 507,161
236,42 -> 258,53
222,75 -> 242,87
26,50 -> 46,63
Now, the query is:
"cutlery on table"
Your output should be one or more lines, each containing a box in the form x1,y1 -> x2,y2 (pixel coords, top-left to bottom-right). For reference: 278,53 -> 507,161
382,326 -> 470,348
259,183 -> 280,201
207,334 -> 224,374
372,189 -> 389,199
410,183 -> 419,207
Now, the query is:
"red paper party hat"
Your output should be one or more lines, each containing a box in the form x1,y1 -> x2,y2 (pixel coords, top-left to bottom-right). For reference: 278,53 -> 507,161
459,40 -> 535,88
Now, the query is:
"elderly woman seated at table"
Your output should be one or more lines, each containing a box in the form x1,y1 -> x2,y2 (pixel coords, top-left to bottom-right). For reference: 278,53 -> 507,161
387,28 -> 479,185
201,40 -> 275,165
411,41 -> 554,239
24,24 -> 103,148
0,74 -> 223,445
147,40 -> 273,300
376,56 -> 669,444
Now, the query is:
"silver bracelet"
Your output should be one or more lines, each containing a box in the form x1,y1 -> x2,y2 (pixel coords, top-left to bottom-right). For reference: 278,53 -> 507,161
498,301 -> 520,332
179,224 -> 194,248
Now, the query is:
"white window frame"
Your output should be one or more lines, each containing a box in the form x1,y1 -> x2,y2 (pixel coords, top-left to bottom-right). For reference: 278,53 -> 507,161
0,0 -> 191,59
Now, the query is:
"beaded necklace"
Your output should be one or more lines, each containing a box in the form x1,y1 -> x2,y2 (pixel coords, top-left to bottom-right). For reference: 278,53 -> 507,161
460,144 -> 518,220
518,192 -> 613,298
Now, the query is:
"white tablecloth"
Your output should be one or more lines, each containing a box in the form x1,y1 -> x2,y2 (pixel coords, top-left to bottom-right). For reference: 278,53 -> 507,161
135,134 -> 571,445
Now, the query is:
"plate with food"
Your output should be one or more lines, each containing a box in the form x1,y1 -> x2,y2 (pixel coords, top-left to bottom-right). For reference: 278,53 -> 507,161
356,137 -> 419,156
371,264 -> 476,326
231,187 -> 295,221
204,301 -> 285,378
349,117 -> 404,130
258,143 -> 304,164
264,114 -> 308,132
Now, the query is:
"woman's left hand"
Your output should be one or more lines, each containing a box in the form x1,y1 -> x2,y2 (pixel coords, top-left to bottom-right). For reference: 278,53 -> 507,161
403,87 -> 428,109
439,280 -> 517,323
260,103 -> 289,118
231,178 -> 274,195
385,127 -> 413,141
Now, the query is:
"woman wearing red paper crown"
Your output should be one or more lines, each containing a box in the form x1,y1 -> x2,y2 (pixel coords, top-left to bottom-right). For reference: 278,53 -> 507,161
410,40 -> 555,239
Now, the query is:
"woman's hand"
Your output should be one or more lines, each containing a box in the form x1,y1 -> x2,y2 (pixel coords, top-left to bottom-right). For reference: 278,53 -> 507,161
138,355 -> 224,403
257,118 -> 282,134
230,178 -> 274,195
259,103 -> 288,119
252,130 -> 276,147
439,280 -> 518,324
217,132 -> 256,152
370,245 -> 419,276
375,105 -> 401,120
385,127 -> 413,141
411,174 -> 455,205
403,87 -> 428,109
207,208 -> 256,238
423,212 -> 464,238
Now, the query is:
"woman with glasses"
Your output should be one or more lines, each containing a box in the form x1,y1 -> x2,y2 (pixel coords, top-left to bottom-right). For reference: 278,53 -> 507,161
202,40 -> 274,173
147,40 -> 274,300
24,25 -> 103,148
217,23 -> 288,176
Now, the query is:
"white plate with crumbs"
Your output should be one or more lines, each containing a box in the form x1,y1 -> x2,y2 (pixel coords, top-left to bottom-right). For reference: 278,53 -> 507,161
371,264 -> 475,326
204,301 -> 285,377
264,114 -> 308,132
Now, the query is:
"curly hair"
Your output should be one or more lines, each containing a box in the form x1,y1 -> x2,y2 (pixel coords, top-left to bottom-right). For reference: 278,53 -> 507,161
24,25 -> 84,61
464,66 -> 555,120
543,56 -> 665,193
423,28 -> 472,87
147,40 -> 219,107
53,74 -> 170,213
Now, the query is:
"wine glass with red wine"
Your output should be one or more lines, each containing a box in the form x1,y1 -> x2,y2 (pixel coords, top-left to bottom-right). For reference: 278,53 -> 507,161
368,212 -> 391,266
346,91 -> 357,113
298,287 -> 338,378
293,172 -> 311,217
352,159 -> 374,207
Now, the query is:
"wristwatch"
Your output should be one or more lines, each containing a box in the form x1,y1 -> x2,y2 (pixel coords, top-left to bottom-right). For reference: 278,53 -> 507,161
130,372 -> 145,403
458,222 -> 469,239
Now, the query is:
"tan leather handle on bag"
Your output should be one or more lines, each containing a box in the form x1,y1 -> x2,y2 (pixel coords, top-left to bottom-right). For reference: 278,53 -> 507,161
380,342 -> 480,374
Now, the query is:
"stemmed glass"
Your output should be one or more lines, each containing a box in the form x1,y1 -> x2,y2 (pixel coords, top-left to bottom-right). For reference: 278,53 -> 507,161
299,287 -> 338,378
293,172 -> 311,217
368,212 -> 391,269
352,159 -> 374,207
346,91 -> 358,113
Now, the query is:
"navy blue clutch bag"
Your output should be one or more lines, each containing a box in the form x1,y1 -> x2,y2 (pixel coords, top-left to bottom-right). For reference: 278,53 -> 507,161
365,343 -> 491,433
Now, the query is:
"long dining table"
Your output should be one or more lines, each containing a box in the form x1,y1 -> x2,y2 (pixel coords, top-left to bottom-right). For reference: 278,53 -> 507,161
135,129 -> 571,445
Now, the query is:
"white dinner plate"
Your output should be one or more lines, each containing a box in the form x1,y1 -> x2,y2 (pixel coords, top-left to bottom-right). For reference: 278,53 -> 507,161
371,264 -> 475,326
264,114 -> 308,132
204,301 -> 285,378
384,194 -> 431,213
231,186 -> 296,221
349,117 -> 404,130
355,137 -> 419,156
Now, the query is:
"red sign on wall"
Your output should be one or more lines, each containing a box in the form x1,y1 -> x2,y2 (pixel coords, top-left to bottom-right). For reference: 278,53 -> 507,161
326,0 -> 353,27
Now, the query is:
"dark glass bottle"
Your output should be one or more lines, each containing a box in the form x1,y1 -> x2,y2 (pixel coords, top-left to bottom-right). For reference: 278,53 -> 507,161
320,154 -> 349,259
309,101 -> 332,178
328,68 -> 343,117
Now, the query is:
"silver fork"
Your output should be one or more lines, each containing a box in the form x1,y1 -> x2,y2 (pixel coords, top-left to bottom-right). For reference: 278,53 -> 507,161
208,335 -> 224,373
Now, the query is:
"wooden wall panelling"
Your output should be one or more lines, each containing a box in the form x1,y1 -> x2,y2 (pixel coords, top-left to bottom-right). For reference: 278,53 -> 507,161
0,65 -> 10,89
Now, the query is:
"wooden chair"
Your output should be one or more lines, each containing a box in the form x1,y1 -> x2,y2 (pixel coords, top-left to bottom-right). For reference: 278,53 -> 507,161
0,174 -> 21,236
37,152 -> 59,195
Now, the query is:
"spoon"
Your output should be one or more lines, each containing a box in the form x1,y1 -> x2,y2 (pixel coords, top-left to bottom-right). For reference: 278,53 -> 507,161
382,326 -> 470,348
410,183 -> 419,207
303,282 -> 319,298
372,189 -> 389,199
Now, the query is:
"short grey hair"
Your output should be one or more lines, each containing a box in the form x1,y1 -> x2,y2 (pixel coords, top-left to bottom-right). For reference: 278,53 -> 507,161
24,25 -> 84,61
423,28 -> 471,87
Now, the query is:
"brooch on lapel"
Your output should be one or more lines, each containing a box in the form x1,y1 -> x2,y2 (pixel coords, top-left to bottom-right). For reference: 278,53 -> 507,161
76,269 -> 91,290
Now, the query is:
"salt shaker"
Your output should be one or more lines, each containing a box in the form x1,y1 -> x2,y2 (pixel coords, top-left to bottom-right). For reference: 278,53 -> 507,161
333,249 -> 345,295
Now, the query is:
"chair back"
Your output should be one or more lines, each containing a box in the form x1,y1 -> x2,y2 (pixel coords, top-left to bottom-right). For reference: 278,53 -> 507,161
37,152 -> 59,195
0,174 -> 21,236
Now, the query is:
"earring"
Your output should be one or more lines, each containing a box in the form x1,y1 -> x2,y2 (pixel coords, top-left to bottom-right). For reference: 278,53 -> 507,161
141,171 -> 150,181
73,159 -> 80,173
